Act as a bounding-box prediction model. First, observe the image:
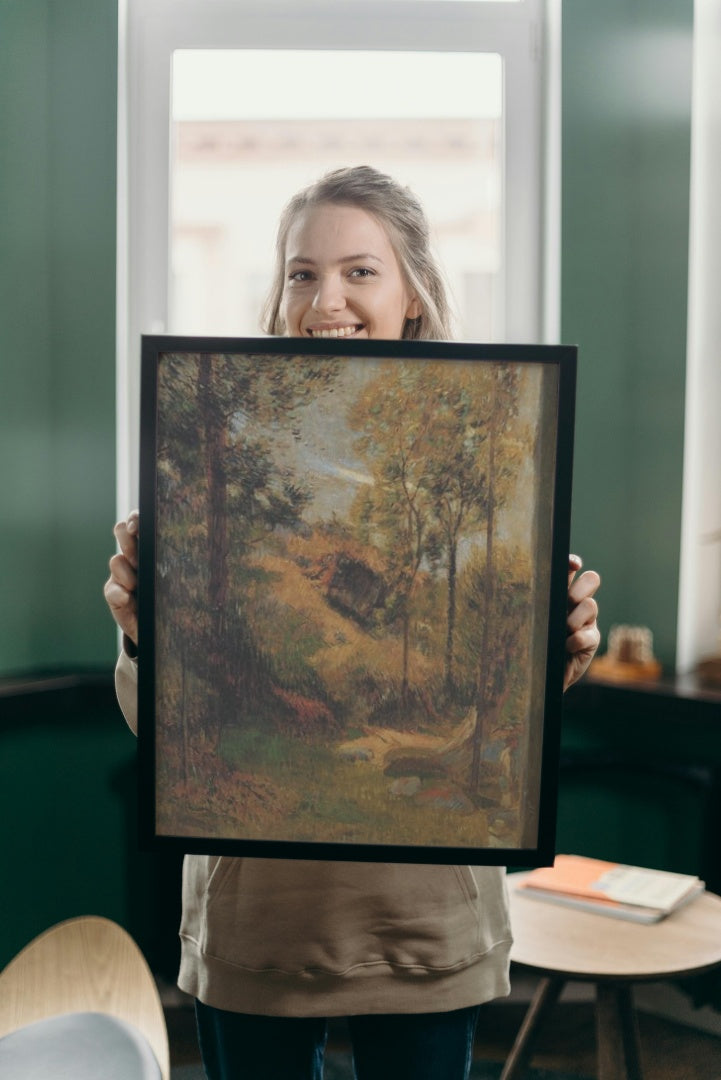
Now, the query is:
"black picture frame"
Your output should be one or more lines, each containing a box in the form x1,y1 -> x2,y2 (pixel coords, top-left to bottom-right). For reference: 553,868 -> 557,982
138,335 -> 576,865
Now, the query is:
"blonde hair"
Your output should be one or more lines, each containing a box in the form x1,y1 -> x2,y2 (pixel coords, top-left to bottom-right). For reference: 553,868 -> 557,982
262,165 -> 453,341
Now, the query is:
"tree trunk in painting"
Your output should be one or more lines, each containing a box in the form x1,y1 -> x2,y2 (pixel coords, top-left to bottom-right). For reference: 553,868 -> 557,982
444,535 -> 458,696
401,601 -> 411,711
199,362 -> 229,630
198,358 -> 229,745
400,501 -> 424,717
180,636 -> 190,783
470,377 -> 498,792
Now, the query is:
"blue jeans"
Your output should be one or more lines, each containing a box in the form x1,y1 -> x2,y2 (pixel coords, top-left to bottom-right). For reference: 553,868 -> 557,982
195,1000 -> 481,1080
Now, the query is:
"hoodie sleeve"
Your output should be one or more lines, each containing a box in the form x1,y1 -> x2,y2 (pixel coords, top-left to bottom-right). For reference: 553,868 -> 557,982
115,644 -> 139,736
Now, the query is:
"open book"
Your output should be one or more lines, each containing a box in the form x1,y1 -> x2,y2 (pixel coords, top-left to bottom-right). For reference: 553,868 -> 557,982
515,854 -> 705,923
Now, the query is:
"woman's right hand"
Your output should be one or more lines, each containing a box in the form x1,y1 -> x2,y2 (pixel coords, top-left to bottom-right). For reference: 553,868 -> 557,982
104,510 -> 139,646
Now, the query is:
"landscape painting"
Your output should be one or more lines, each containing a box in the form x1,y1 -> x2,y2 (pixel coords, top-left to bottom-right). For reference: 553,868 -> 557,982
138,337 -> 575,864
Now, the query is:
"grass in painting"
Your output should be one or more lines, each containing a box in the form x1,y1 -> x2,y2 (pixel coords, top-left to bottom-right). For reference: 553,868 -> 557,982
157,722 -> 513,851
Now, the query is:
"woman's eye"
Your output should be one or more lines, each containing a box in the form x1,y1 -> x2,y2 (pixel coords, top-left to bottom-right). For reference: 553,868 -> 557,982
288,270 -> 313,283
349,267 -> 375,279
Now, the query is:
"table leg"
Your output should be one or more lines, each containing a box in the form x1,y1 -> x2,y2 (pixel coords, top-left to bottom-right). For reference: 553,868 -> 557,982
596,982 -> 643,1080
499,976 -> 565,1080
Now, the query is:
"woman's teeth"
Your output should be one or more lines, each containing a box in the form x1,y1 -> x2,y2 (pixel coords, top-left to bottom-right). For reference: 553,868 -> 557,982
310,325 -> 360,338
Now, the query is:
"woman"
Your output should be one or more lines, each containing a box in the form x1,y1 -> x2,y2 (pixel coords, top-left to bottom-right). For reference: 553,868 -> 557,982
106,166 -> 601,1080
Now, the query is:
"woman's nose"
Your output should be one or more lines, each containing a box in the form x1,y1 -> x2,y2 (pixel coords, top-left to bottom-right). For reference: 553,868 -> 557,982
312,274 -> 345,314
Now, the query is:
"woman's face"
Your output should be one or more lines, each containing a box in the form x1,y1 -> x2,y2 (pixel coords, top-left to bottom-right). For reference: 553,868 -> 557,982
280,203 -> 421,340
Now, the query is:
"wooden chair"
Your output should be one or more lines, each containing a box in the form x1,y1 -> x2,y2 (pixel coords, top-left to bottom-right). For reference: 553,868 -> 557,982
0,915 -> 170,1079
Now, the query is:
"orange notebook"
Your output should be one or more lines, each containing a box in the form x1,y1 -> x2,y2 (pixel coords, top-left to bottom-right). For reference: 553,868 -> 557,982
516,854 -> 704,923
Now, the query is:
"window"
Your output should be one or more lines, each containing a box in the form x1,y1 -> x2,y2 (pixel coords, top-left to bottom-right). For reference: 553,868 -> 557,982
169,49 -> 503,340
117,0 -> 557,511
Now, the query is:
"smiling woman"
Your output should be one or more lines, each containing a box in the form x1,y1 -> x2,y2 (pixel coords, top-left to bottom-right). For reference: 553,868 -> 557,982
263,167 -> 452,342
106,157 -> 599,1079
282,205 -> 420,340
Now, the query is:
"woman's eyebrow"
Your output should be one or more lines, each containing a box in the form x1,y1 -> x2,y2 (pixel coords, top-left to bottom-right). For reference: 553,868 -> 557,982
339,253 -> 384,265
286,253 -> 384,266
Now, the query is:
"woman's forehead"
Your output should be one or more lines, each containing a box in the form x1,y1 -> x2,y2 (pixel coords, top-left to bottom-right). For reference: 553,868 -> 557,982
285,202 -> 396,261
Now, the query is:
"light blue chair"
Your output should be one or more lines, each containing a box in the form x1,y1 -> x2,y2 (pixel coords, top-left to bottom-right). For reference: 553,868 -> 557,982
0,916 -> 169,1079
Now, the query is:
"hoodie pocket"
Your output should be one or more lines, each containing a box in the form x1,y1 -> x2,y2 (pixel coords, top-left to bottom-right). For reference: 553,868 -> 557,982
185,857 -> 508,976
454,864 -> 480,906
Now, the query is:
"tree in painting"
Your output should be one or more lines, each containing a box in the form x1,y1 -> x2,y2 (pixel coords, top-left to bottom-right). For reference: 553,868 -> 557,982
153,352 -> 547,851
348,364 -> 443,715
348,361 -> 529,795
156,353 -> 340,778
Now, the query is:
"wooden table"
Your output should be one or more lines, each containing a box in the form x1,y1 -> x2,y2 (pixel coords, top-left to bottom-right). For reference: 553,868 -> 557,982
502,874 -> 721,1080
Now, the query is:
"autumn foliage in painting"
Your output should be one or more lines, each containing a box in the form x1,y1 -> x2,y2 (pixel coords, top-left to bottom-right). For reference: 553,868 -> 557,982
153,352 -> 555,850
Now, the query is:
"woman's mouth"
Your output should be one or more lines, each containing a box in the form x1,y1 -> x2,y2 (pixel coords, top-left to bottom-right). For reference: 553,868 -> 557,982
307,324 -> 364,339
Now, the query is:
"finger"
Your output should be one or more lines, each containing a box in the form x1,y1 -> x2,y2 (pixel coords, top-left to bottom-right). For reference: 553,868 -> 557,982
566,623 -> 601,657
108,552 -> 137,592
568,568 -> 601,607
103,579 -> 138,642
566,594 -> 599,634
103,577 -> 133,612
568,553 -> 583,588
113,518 -> 139,568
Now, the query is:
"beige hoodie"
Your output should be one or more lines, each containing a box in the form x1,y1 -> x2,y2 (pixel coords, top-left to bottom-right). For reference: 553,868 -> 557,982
116,651 -> 512,1016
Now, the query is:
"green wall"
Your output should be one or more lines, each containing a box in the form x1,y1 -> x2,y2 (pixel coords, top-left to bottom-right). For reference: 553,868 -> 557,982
0,0 -> 118,676
0,0 -> 130,969
557,685 -> 721,884
0,0 -> 698,969
0,683 -> 183,973
0,0 -> 693,678
562,0 -> 693,670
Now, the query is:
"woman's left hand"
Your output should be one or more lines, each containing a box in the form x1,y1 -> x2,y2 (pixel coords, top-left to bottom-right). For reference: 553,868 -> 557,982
564,555 -> 601,691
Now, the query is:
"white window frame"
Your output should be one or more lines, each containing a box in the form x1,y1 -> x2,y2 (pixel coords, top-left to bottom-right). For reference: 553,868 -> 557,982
676,0 -> 721,675
116,0 -> 559,513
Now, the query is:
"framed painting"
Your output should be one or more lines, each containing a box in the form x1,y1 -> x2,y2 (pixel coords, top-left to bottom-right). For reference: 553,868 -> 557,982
138,336 -> 576,865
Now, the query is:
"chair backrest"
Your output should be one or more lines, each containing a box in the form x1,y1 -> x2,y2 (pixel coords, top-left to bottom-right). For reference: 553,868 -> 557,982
0,915 -> 170,1080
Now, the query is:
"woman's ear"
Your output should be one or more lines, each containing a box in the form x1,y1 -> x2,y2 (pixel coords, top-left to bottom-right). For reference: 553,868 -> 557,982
406,296 -> 423,320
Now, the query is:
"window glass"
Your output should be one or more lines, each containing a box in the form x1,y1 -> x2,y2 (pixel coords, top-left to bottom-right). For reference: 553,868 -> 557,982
120,0 -> 549,511
170,50 -> 503,341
